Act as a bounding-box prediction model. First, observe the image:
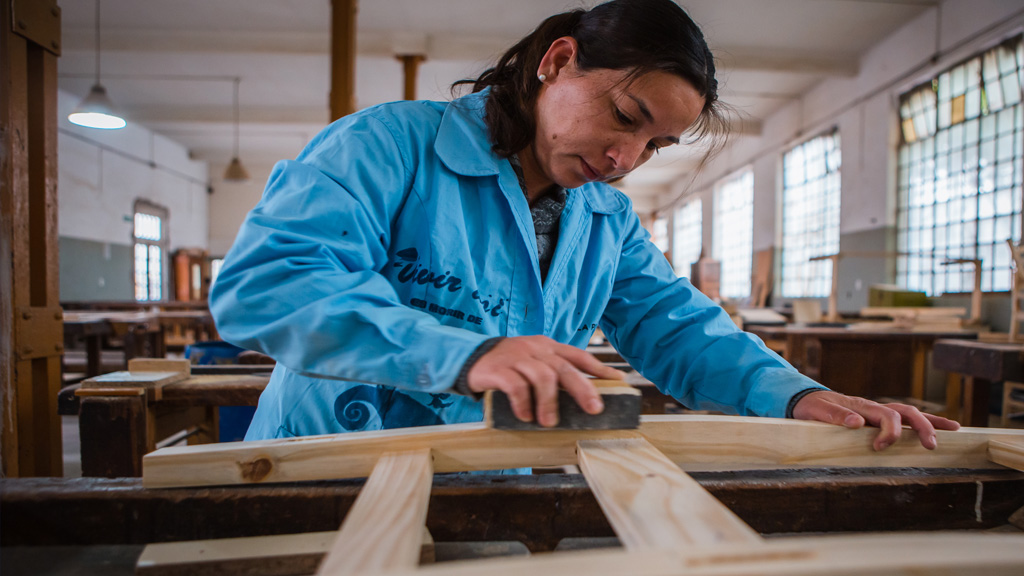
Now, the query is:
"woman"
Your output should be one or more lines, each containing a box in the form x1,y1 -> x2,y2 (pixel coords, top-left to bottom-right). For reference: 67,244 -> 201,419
211,0 -> 957,451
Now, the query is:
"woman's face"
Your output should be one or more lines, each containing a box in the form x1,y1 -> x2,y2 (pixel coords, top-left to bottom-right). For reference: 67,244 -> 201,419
525,38 -> 705,192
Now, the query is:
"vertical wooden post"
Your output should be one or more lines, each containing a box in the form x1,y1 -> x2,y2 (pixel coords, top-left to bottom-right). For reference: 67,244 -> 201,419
2,0 -> 64,476
330,0 -> 358,121
396,54 -> 426,101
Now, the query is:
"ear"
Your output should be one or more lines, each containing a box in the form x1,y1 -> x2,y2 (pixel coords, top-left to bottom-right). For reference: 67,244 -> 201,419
537,36 -> 578,82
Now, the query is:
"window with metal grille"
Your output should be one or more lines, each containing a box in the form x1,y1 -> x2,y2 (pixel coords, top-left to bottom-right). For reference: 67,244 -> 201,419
713,168 -> 754,299
897,36 -> 1023,295
133,201 -> 168,302
672,198 -> 702,276
780,130 -> 842,298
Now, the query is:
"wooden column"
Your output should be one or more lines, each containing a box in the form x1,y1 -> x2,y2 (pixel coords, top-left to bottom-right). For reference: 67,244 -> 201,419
396,54 -> 426,101
330,0 -> 358,121
1,0 -> 64,477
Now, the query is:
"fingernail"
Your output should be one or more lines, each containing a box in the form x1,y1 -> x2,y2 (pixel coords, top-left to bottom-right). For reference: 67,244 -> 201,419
590,399 -> 604,413
877,441 -> 891,451
929,434 -> 937,448
843,414 -> 860,427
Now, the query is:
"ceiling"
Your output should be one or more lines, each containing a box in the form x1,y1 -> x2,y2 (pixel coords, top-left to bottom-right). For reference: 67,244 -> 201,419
56,0 -> 938,204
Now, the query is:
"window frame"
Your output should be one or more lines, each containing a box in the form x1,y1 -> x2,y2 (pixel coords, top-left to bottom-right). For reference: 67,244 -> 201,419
132,199 -> 169,302
895,35 -> 1023,295
779,128 -> 843,299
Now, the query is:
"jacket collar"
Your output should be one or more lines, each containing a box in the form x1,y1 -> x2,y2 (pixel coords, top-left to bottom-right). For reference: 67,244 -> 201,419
435,89 -> 627,215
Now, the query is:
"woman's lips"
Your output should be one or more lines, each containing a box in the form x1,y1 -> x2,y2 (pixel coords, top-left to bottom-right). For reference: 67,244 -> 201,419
580,158 -> 602,181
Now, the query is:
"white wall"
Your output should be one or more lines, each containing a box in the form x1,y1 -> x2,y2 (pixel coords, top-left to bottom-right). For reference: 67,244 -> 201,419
663,0 -> 1024,252
208,162 -> 274,256
57,89 -> 210,251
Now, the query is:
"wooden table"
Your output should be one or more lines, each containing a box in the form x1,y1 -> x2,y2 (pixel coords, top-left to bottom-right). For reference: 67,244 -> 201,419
747,325 -> 978,401
61,315 -> 112,378
933,339 -> 1024,426
2,467 -> 1023,575
63,312 -> 167,377
73,366 -> 271,477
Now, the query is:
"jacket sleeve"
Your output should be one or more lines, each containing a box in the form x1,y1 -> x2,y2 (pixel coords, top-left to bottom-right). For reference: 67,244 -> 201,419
598,211 -> 826,418
209,111 -> 490,394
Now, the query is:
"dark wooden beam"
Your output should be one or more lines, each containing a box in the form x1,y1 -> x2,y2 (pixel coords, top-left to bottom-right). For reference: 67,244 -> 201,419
329,0 -> 357,120
3,470 -> 1023,552
2,0 -> 64,477
396,54 -> 426,101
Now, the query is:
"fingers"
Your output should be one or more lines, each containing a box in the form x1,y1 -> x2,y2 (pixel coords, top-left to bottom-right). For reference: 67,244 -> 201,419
924,412 -> 961,431
495,369 -> 533,423
791,390 -> 960,451
466,336 -> 615,427
512,359 -> 560,427
554,344 -> 628,381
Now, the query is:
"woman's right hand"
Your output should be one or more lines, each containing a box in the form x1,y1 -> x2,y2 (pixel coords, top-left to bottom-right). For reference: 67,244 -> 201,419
466,335 -> 627,427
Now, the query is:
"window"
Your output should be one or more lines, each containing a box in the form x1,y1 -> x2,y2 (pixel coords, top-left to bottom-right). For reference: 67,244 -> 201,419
650,215 -> 670,255
780,130 -> 842,298
713,168 -> 754,299
133,201 -> 168,301
672,198 -> 702,276
897,36 -> 1023,294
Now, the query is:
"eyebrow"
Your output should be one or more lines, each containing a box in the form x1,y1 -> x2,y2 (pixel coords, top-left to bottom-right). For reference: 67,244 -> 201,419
627,94 -> 680,145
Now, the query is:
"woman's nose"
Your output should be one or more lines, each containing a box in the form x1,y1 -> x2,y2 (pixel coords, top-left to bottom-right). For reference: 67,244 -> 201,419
607,137 -> 649,174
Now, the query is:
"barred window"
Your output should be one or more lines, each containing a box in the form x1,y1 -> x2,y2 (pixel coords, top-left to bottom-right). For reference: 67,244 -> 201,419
780,130 -> 842,298
133,201 -> 168,302
672,198 -> 702,276
713,168 -> 754,299
897,36 -> 1023,294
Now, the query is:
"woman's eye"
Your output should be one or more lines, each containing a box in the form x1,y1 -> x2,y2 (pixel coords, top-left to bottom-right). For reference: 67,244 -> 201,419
615,108 -> 633,125
646,141 -> 661,154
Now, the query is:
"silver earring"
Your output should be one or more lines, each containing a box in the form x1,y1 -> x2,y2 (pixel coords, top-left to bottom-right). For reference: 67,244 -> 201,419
538,74 -> 547,83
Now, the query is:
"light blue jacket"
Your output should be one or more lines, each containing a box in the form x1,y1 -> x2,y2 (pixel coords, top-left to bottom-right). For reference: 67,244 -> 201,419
210,90 -> 824,441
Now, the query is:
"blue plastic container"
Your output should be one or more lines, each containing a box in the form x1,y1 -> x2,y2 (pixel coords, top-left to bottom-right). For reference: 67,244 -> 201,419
184,341 -> 246,365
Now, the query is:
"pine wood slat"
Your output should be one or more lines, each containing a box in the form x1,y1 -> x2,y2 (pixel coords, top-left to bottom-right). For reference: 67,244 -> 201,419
143,415 -> 1024,489
375,533 -> 1024,576
989,438 -> 1024,472
316,448 -> 433,575
137,531 -> 337,576
137,529 -> 436,576
577,438 -> 761,550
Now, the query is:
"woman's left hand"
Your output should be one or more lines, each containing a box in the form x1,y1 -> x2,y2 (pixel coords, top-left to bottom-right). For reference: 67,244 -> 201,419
791,390 -> 961,451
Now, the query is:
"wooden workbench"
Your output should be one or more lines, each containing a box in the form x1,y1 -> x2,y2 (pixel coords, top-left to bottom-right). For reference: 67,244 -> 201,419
933,339 -> 1024,426
747,324 -> 977,401
2,468 -> 1022,574
74,367 -> 271,477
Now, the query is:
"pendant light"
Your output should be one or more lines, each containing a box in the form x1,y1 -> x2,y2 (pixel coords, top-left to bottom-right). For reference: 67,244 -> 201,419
68,0 -> 126,130
222,77 -> 250,182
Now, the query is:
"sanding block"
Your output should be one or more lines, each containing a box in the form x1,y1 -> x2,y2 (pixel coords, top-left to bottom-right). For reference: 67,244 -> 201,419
484,379 -> 641,430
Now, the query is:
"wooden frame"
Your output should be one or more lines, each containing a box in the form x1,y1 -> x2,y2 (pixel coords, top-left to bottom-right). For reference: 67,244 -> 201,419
139,415 -> 1024,574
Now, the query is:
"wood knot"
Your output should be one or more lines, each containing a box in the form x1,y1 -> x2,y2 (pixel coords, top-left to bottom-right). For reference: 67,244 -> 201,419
239,457 -> 274,482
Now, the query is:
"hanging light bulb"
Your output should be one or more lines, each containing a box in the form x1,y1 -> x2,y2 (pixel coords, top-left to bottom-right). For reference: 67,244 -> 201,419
69,0 -> 126,130
223,77 -> 250,182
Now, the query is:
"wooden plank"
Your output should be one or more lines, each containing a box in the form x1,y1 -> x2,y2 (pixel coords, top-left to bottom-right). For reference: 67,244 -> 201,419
127,358 -> 191,377
316,449 -> 433,575
6,470 -> 1024,549
82,371 -> 186,389
142,415 -> 1024,489
577,438 -> 761,550
137,531 -> 336,576
376,533 -> 1024,576
990,439 -> 1024,472
137,529 -> 435,576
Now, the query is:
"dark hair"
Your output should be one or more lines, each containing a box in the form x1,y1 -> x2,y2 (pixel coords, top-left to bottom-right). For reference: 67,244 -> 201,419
454,0 -> 726,158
